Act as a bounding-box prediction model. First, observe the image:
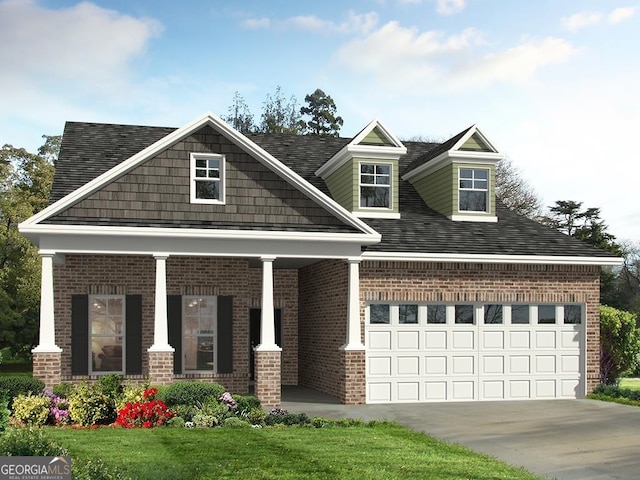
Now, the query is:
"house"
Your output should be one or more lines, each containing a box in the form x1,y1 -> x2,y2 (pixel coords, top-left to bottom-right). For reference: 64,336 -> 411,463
19,113 -> 619,407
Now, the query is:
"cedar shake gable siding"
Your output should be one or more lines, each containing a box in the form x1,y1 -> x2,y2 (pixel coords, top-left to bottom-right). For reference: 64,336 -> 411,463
44,125 -> 357,233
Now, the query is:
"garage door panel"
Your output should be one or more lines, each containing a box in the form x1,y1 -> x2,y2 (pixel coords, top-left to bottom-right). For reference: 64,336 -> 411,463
369,331 -> 392,349
510,330 -> 531,349
482,330 -> 504,349
397,356 -> 420,375
535,379 -> 557,397
509,355 -> 531,374
368,382 -> 392,402
509,379 -> 531,399
368,356 -> 391,376
536,331 -> 556,349
425,381 -> 447,401
562,330 -> 580,348
425,330 -> 447,349
482,355 -> 504,374
561,355 -> 580,373
482,380 -> 505,400
535,355 -> 556,373
425,356 -> 447,375
452,330 -> 474,349
452,355 -> 475,374
561,379 -> 580,397
451,381 -> 475,400
397,382 -> 420,402
397,331 -> 419,349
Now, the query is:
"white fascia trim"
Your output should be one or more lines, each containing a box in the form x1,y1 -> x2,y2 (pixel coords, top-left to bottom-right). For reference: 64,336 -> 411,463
315,145 -> 407,179
354,211 -> 401,219
20,223 -> 381,244
22,112 -> 379,238
402,150 -> 503,182
453,125 -> 499,153
449,214 -> 498,223
361,251 -> 624,266
315,119 -> 407,178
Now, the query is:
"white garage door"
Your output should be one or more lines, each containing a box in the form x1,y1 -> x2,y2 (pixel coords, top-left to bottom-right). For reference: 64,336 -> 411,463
366,303 -> 584,403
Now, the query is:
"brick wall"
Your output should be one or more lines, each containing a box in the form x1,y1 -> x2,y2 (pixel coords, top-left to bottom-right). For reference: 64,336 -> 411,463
360,261 -> 602,395
52,254 -> 298,392
298,260 -> 349,398
32,352 -> 62,387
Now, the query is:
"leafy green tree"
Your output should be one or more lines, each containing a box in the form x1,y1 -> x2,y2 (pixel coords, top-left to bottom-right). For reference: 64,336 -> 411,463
299,88 -> 344,136
0,137 -> 58,357
223,92 -> 256,134
258,86 -> 304,135
599,305 -> 640,385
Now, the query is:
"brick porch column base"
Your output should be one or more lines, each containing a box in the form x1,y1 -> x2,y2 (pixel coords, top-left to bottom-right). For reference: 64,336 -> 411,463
32,352 -> 62,387
340,349 -> 366,405
148,351 -> 174,385
255,350 -> 281,408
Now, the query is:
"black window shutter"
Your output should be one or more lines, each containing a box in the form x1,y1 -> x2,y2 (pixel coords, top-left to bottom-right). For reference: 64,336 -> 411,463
125,295 -> 142,375
71,295 -> 89,375
167,295 -> 182,374
217,296 -> 233,374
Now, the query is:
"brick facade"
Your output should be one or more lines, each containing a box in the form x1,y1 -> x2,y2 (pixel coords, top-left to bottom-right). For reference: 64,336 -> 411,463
254,350 -> 282,407
32,352 -> 62,387
148,351 -> 174,385
50,254 -> 298,396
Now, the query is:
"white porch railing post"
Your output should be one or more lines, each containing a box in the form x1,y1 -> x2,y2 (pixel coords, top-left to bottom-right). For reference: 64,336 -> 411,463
148,254 -> 174,352
32,251 -> 62,353
255,256 -> 280,351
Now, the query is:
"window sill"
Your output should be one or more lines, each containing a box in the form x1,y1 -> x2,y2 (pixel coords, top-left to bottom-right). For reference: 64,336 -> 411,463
354,211 -> 401,219
449,214 -> 497,223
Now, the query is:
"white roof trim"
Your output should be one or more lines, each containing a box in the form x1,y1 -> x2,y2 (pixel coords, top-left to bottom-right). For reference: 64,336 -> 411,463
402,127 -> 504,182
20,223 -> 380,244
20,112 -> 380,239
361,251 -> 623,266
315,118 -> 407,178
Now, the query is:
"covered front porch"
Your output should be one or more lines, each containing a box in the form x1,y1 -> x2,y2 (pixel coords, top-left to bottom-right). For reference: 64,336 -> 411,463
32,249 -> 367,407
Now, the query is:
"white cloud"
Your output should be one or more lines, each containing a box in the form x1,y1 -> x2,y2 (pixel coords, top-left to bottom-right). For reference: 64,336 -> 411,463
563,6 -> 635,30
334,22 -> 576,92
285,10 -> 379,34
0,0 -> 162,90
450,37 -> 579,89
608,6 -> 636,24
242,17 -> 270,29
435,0 -> 466,15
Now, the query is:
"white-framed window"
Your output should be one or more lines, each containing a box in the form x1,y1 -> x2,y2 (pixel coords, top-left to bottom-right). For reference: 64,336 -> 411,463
190,153 -> 225,204
183,296 -> 217,371
90,295 -> 125,374
360,162 -> 391,209
459,167 -> 489,212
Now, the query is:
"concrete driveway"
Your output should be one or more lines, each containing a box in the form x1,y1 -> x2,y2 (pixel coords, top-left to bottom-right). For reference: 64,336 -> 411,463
281,389 -> 640,480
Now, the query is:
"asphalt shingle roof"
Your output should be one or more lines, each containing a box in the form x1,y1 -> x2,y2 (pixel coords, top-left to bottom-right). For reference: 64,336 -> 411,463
47,121 -> 615,259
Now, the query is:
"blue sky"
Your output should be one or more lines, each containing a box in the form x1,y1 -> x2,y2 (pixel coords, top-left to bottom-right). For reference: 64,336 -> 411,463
2,0 -> 639,241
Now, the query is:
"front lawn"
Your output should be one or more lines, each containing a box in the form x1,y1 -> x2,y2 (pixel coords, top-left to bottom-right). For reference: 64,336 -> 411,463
49,424 -> 542,480
620,377 -> 640,391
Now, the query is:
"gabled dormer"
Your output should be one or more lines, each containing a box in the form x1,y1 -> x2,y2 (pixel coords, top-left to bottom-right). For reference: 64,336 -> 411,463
315,119 -> 407,219
402,125 -> 503,222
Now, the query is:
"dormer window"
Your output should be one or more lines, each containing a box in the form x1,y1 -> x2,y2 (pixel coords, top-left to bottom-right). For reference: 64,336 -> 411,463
459,168 -> 488,212
360,163 -> 391,209
190,153 -> 225,204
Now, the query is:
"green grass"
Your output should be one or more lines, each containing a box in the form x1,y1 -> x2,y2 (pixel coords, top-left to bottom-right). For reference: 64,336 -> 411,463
49,424 -> 542,480
619,377 -> 640,391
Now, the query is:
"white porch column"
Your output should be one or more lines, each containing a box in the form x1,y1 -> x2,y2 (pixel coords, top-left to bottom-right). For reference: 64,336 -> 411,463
148,254 -> 174,352
255,256 -> 281,351
32,251 -> 62,353
341,257 -> 364,350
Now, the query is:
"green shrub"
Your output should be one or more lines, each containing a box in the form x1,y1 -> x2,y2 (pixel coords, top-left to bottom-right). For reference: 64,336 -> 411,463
0,427 -> 67,456
52,382 -> 75,399
172,404 -> 199,422
192,413 -> 217,428
312,416 -> 334,428
600,305 -> 640,385
265,412 -> 310,426
0,376 -> 45,408
222,416 -> 250,428
68,382 -> 111,426
244,407 -> 267,425
593,384 -> 640,401
12,394 -> 51,426
160,381 -> 226,407
0,394 -> 10,432
167,416 -> 185,428
71,457 -> 131,480
97,374 -> 124,400
234,394 -> 261,412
